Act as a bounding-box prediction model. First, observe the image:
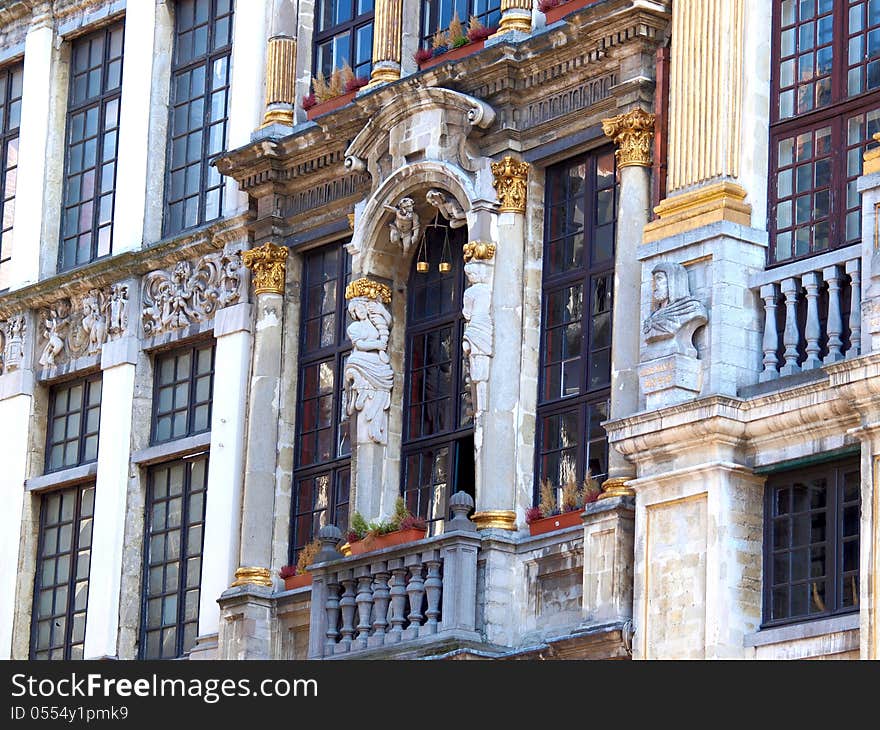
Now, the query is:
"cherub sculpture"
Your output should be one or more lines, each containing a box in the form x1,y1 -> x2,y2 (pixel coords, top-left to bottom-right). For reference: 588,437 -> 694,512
383,197 -> 421,254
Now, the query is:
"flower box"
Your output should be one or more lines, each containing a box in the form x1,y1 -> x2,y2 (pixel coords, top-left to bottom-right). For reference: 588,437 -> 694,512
346,527 -> 427,555
306,89 -> 356,120
283,573 -> 312,590
542,0 -> 598,25
419,39 -> 486,70
527,509 -> 583,536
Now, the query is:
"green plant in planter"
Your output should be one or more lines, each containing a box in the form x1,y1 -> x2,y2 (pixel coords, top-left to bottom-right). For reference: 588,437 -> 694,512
449,11 -> 468,47
346,497 -> 426,543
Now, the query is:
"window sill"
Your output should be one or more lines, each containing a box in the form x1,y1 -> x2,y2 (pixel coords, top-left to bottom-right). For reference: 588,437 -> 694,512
744,613 -> 859,648
131,431 -> 211,466
26,462 -> 98,492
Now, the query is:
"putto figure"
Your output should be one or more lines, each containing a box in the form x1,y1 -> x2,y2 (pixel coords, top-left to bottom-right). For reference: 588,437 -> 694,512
383,197 -> 421,254
39,310 -> 68,368
643,261 -> 708,358
426,189 -> 467,228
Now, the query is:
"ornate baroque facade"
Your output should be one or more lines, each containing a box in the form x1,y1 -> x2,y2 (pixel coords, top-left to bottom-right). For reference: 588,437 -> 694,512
0,0 -> 877,661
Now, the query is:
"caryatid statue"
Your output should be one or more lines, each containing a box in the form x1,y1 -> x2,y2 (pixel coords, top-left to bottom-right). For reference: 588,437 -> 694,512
462,242 -> 496,419
343,278 -> 394,445
643,261 -> 708,358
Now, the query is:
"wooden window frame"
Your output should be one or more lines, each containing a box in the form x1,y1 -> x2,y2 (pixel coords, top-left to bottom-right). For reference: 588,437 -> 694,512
45,374 -> 103,474
151,341 -> 216,445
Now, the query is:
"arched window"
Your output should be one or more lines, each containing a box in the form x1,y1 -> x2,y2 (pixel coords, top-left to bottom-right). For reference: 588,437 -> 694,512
402,218 -> 473,531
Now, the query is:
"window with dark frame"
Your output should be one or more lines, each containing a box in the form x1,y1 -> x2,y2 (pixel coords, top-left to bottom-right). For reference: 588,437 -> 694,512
401,221 -> 473,532
140,455 -> 208,659
312,0 -> 374,81
290,245 -> 352,567
164,0 -> 233,236
30,484 -> 95,660
46,376 -> 102,473
420,0 -> 501,46
0,62 -> 22,291
764,457 -> 861,627
151,342 -> 215,445
58,23 -> 124,272
535,148 -> 616,506
770,0 -> 880,264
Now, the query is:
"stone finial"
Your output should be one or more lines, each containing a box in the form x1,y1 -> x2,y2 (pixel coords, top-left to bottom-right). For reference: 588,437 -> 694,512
345,277 -> 392,303
445,491 -> 477,533
317,525 -> 345,562
262,36 -> 297,127
491,156 -> 529,214
602,108 -> 655,168
242,242 -> 288,296
463,241 -> 496,262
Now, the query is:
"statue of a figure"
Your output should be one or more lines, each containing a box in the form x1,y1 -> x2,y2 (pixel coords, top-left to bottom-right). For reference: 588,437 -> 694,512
462,259 -> 493,417
383,197 -> 421,254
109,283 -> 128,337
643,261 -> 707,358
343,297 -> 394,445
82,289 -> 107,355
426,189 -> 467,229
5,314 -> 25,372
39,311 -> 67,368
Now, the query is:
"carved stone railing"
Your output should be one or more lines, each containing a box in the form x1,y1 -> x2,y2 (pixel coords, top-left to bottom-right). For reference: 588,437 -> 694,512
751,245 -> 861,382
306,493 -> 481,659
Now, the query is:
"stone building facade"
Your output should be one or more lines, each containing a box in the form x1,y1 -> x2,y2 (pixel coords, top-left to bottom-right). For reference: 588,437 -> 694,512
0,0 -> 876,661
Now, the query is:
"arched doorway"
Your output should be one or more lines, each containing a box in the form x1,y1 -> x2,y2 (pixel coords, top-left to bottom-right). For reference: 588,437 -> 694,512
401,214 -> 474,532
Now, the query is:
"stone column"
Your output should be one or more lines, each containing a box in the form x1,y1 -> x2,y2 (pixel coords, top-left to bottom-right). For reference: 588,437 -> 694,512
492,0 -> 532,38
343,278 -> 395,520
83,336 -> 138,659
232,243 -> 288,591
582,497 -> 635,625
112,0 -> 159,254
261,36 -> 297,128
600,109 -> 654,499
193,302 -> 252,656
9,6 -> 55,288
468,157 -> 528,531
368,0 -> 403,87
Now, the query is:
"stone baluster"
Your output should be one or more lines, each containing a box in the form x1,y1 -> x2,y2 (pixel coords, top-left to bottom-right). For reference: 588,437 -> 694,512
423,554 -> 443,633
338,572 -> 357,647
324,578 -> 341,651
847,258 -> 862,358
371,564 -> 390,637
388,561 -> 408,639
824,265 -> 844,364
802,272 -> 822,370
759,283 -> 780,381
406,558 -> 425,629
780,277 -> 801,376
355,568 -> 374,642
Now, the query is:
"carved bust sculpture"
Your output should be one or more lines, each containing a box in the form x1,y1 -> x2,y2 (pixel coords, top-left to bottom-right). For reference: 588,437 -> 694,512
383,197 -> 421,254
426,189 -> 467,229
643,261 -> 707,358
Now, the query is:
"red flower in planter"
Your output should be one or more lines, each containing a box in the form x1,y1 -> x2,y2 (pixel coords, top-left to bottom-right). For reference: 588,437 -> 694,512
279,565 -> 296,579
301,93 -> 316,111
414,47 -> 434,65
525,506 -> 544,524
344,76 -> 369,93
538,0 -> 562,12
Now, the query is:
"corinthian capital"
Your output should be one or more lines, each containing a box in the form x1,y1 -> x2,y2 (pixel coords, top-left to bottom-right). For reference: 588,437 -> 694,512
602,108 -> 656,168
242,243 -> 289,296
491,156 -> 529,214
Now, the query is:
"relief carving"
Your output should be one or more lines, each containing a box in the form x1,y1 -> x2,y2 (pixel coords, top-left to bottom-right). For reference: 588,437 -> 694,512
643,262 -> 707,358
3,313 -> 25,373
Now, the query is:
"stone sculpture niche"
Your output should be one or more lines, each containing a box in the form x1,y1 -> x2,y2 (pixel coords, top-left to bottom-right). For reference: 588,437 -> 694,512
638,261 -> 708,409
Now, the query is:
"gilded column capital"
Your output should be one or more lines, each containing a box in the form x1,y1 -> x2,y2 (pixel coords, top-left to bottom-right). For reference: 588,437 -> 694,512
262,36 -> 297,127
242,242 -> 289,296
345,277 -> 392,303
602,108 -> 656,169
463,241 -> 496,262
231,567 -> 273,588
491,156 -> 529,214
493,0 -> 533,36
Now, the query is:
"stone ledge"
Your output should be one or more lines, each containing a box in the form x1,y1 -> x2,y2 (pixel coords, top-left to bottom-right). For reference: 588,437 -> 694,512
0,368 -> 35,400
131,431 -> 211,466
738,367 -> 827,399
744,613 -> 859,648
25,461 -> 98,492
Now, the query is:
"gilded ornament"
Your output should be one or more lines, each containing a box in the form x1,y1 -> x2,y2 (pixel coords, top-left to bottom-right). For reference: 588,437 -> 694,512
864,132 -> 880,176
242,242 -> 289,296
231,567 -> 273,588
345,277 -> 392,304
491,156 -> 529,214
598,476 -> 635,500
463,241 -> 496,262
601,108 -> 655,168
471,510 -> 517,531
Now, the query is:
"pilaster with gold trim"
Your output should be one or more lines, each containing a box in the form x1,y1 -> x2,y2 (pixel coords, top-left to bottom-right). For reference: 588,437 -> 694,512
368,0 -> 403,87
492,0 -> 532,38
262,36 -> 297,127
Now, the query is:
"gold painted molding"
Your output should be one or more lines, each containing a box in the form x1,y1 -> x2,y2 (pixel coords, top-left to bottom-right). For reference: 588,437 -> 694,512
471,510 -> 517,531
642,181 -> 752,243
491,156 -> 529,214
598,476 -> 635,500
345,277 -> 392,303
463,241 -> 496,262
242,242 -> 289,295
492,0 -> 532,36
262,36 -> 297,127
602,109 -> 655,169
369,0 -> 402,87
864,132 -> 880,176
231,567 -> 273,588
347,212 -> 356,230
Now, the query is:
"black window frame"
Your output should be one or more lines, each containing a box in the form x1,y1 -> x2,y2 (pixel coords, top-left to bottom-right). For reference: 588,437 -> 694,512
45,374 -> 103,474
0,61 -> 23,290
762,456 -> 861,628
290,244 -> 352,567
534,147 -> 617,505
163,0 -> 234,237
30,483 -> 95,660
58,21 -> 125,272
151,341 -> 216,445
312,0 -> 374,81
419,0 -> 501,46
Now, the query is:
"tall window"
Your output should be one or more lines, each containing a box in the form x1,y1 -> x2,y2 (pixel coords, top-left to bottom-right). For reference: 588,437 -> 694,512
313,0 -> 374,81
141,456 -> 208,659
30,484 -> 95,660
46,376 -> 102,473
535,149 -> 616,503
770,0 -> 880,264
420,0 -> 501,46
151,343 -> 215,444
764,458 -> 860,626
59,23 -> 124,271
402,221 -> 473,531
0,62 -> 22,291
165,0 -> 233,235
291,245 -> 352,566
